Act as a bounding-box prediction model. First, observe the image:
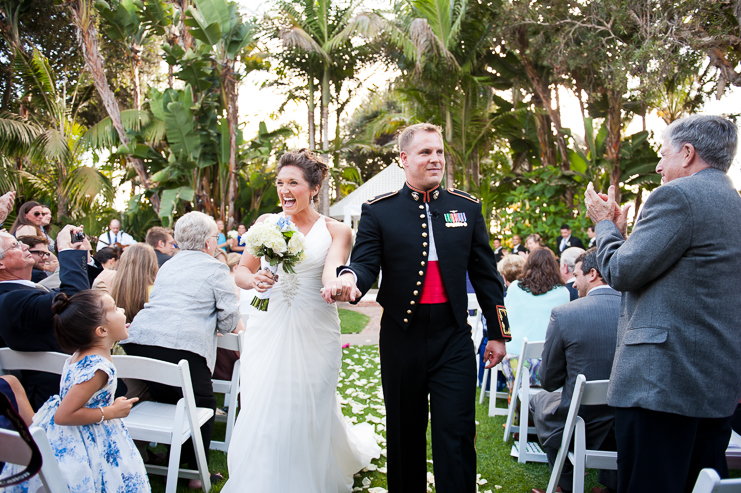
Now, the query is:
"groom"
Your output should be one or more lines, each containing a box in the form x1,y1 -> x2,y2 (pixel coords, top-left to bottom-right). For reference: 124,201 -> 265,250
327,123 -> 510,492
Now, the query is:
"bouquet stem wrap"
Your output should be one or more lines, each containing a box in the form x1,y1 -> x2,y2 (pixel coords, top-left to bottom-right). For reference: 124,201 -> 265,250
250,263 -> 279,312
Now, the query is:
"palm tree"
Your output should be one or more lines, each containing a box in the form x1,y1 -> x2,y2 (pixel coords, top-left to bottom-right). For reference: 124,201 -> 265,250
66,0 -> 160,212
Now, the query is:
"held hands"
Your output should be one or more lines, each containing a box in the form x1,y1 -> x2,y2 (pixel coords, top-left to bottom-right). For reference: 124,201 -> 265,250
106,396 -> 139,419
321,273 -> 361,304
483,339 -> 507,369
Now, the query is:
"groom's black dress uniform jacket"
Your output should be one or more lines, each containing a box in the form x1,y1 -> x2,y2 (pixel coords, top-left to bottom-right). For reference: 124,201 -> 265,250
341,182 -> 510,340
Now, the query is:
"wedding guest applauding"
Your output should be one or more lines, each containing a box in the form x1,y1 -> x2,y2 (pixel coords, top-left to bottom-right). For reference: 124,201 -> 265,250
9,201 -> 44,237
122,211 -> 241,488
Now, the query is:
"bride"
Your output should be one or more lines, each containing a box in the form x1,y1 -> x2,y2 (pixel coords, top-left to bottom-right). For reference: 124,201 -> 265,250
223,149 -> 380,492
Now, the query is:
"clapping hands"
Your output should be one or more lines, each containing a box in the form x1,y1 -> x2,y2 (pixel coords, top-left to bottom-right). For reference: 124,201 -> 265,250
584,183 -> 632,240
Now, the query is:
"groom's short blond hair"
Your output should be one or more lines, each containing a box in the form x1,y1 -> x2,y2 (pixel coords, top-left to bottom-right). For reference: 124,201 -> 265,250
398,123 -> 443,152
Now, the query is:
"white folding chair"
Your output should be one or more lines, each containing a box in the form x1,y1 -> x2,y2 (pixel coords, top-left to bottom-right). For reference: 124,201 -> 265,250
210,332 -> 242,452
546,375 -> 616,493
0,348 -> 68,377
0,426 -> 69,492
503,337 -> 548,463
725,430 -> 741,470
691,468 -> 741,493
467,293 -> 484,350
479,362 -> 508,417
113,355 -> 214,493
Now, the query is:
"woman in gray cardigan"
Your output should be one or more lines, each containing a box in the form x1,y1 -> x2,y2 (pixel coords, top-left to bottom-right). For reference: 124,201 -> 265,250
122,211 -> 241,487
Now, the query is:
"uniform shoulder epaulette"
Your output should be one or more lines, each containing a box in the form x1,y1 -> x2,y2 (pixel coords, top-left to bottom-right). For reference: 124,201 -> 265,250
447,188 -> 480,204
366,191 -> 398,204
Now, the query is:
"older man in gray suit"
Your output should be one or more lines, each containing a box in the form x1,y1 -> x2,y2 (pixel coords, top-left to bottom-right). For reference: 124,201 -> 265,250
585,115 -> 741,493
530,248 -> 620,493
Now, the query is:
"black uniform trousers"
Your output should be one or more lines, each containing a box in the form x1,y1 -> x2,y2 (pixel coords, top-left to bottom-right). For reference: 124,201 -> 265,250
615,407 -> 733,493
379,302 -> 476,493
121,343 -> 216,470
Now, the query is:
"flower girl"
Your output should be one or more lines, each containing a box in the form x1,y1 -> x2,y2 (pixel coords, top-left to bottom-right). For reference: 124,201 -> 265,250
2,291 -> 150,492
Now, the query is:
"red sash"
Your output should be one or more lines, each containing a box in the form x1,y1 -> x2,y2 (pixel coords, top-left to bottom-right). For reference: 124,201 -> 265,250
419,260 -> 449,304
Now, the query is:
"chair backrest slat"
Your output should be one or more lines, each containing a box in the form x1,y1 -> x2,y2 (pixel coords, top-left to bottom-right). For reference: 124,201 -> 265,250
112,355 -> 182,387
523,340 -> 545,359
580,380 -> 609,406
216,332 -> 241,352
0,428 -> 33,465
0,348 -> 67,375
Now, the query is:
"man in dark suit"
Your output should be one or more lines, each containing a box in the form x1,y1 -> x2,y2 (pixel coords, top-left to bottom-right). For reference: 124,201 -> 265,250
530,248 -> 620,493
146,226 -> 175,267
493,237 -> 504,264
325,123 -> 510,493
585,115 -> 741,493
559,246 -> 584,301
557,224 -> 584,256
0,225 -> 90,409
511,234 -> 528,256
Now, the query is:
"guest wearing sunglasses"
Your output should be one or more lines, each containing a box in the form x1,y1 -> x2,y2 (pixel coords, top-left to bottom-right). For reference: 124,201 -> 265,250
39,206 -> 55,251
9,201 -> 44,237
17,236 -> 54,282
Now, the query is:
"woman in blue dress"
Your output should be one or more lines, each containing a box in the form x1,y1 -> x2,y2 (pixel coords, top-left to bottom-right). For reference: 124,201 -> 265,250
1,291 -> 150,492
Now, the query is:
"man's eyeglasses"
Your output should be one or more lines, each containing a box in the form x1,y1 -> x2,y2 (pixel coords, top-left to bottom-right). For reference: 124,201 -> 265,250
0,241 -> 22,255
29,250 -> 50,258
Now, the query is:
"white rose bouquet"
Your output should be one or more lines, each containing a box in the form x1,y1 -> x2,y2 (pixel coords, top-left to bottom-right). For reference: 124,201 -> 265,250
227,230 -> 239,240
244,215 -> 306,311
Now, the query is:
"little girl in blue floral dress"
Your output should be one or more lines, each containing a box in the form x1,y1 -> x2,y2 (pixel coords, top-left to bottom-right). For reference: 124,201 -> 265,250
2,290 -> 150,492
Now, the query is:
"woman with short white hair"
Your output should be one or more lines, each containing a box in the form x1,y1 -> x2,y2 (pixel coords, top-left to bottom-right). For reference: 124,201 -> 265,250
122,211 -> 241,488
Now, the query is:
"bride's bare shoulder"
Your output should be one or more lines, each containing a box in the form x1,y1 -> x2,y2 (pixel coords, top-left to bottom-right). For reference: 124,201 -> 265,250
324,217 -> 351,238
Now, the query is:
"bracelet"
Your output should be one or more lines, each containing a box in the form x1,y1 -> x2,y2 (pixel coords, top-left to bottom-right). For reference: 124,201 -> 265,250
98,407 -> 104,423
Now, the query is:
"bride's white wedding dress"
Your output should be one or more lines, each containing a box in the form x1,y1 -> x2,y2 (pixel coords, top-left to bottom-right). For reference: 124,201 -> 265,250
223,215 -> 380,492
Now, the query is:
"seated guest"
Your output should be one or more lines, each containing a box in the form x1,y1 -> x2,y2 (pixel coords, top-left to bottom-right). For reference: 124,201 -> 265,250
121,211 -> 241,488
231,223 -> 247,254
559,246 -> 585,301
0,375 -> 34,427
39,206 -> 54,251
497,254 -> 525,289
587,225 -> 596,248
145,226 -> 175,267
110,244 -> 158,324
0,225 -> 90,409
501,248 -> 569,395
17,235 -> 53,283
97,219 -> 137,251
91,246 -> 119,293
0,191 -> 15,225
216,219 -> 229,250
530,248 -> 620,493
9,201 -> 44,237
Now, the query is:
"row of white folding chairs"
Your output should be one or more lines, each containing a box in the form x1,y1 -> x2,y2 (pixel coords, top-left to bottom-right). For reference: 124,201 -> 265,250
0,339 -> 244,493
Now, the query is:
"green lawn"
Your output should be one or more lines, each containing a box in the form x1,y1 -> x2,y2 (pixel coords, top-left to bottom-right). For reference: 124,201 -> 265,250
339,307 -> 370,334
146,345 -> 610,492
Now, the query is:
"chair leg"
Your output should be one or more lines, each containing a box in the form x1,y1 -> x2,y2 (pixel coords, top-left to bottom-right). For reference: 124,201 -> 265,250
504,362 -> 521,442
518,367 -> 530,463
166,436 -> 184,493
479,367 -> 489,405
572,418 -> 586,493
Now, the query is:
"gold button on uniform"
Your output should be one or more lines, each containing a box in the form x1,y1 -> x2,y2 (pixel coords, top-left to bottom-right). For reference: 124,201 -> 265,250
404,318 -> 408,323
413,290 -> 418,295
422,232 -> 428,237
423,252 -> 427,257
422,224 -> 427,228
416,281 -> 421,285
420,214 -> 425,219
419,205 -> 424,209
421,261 -> 425,266
407,310 -> 412,314
423,242 -> 428,247
410,301 -> 415,305
419,271 -> 423,275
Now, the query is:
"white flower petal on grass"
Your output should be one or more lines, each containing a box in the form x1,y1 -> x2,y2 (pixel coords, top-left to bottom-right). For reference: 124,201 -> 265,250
368,488 -> 387,493
495,486 -> 503,490
378,466 -> 387,473
477,478 -> 488,485
426,472 -> 435,484
362,477 -> 371,487
363,464 -> 377,472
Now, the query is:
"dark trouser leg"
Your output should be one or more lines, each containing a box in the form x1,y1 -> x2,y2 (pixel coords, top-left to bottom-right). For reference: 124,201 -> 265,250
380,310 -> 430,493
121,344 -> 216,470
427,304 -> 476,493
615,407 -> 733,493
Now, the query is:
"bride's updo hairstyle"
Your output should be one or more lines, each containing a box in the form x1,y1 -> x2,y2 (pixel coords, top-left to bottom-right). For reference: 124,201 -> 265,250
276,149 -> 329,205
